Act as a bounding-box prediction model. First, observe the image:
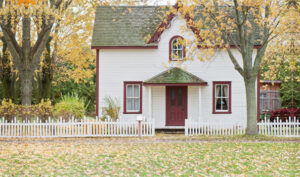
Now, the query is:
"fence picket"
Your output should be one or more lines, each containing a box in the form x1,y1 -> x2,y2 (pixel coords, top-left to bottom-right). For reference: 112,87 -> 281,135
2,116 -> 299,138
0,117 -> 155,138
184,117 -> 299,137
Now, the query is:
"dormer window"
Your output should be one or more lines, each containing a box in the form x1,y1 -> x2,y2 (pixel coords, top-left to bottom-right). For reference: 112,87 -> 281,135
169,36 -> 185,61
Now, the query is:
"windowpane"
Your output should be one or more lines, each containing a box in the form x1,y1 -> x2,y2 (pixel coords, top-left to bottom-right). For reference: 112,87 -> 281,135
134,85 -> 139,97
134,98 -> 139,110
216,85 -> 221,97
178,50 -> 183,59
222,98 -> 228,110
171,51 -> 175,59
216,98 -> 222,110
178,44 -> 183,50
127,85 -> 133,97
223,85 -> 228,97
172,39 -> 178,50
171,88 -> 175,106
127,98 -> 133,110
178,88 -> 182,106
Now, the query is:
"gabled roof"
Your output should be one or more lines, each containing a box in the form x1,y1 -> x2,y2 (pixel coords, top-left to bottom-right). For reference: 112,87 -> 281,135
143,67 -> 207,85
92,6 -> 167,47
91,5 -> 262,48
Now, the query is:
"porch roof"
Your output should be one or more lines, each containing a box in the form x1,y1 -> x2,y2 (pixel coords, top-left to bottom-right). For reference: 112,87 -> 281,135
143,67 -> 207,86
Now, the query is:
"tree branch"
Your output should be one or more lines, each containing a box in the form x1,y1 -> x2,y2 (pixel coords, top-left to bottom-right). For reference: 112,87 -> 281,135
233,0 -> 247,59
32,27 -> 52,69
225,46 -> 245,76
0,25 -> 22,54
1,29 -> 21,67
31,23 -> 53,56
200,4 -> 244,76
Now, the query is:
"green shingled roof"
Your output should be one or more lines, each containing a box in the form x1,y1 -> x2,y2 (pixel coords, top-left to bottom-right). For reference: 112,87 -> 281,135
144,67 -> 207,84
92,6 -> 261,47
92,6 -> 167,47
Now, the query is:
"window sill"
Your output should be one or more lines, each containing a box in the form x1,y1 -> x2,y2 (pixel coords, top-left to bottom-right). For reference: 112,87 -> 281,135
170,59 -> 184,61
212,111 -> 232,114
123,111 -> 142,114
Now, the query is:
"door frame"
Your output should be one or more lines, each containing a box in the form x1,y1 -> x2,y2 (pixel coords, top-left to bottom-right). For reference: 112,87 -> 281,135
165,86 -> 188,126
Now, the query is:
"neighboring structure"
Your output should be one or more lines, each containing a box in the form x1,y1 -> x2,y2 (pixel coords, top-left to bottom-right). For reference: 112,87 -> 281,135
91,6 -> 260,129
259,80 -> 282,113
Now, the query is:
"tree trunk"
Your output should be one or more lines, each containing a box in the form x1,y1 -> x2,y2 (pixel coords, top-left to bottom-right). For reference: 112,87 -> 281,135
19,68 -> 33,105
244,76 -> 258,135
40,38 -> 52,99
20,16 -> 32,105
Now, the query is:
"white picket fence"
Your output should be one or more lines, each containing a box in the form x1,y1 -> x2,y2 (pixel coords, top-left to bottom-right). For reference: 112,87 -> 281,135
0,117 -> 155,137
258,116 -> 300,137
185,116 -> 300,137
185,118 -> 246,136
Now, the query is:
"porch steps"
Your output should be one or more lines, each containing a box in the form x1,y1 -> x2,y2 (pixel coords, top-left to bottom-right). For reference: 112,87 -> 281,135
156,129 -> 184,134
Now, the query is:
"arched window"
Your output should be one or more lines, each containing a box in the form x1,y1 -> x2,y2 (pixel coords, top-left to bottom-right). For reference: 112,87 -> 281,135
169,36 -> 185,61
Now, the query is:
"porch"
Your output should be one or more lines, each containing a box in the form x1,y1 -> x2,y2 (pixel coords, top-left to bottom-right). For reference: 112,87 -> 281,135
143,67 -> 207,129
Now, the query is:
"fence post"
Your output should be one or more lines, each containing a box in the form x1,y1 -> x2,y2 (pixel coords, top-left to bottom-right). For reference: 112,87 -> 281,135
137,115 -> 143,137
185,119 -> 187,136
152,119 -> 155,136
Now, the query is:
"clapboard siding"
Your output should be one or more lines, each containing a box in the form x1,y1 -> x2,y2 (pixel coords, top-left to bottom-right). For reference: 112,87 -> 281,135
188,87 -> 199,120
152,87 -> 166,128
97,16 -> 250,127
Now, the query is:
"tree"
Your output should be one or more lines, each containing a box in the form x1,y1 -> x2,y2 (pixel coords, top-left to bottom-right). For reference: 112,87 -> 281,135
172,0 -> 295,134
261,0 -> 299,108
0,0 -> 72,105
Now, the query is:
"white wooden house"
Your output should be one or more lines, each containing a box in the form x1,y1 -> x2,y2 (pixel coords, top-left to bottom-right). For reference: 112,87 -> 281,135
91,6 -> 260,129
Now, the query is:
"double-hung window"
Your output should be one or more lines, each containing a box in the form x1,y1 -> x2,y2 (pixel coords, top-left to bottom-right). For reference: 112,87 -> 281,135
169,36 -> 185,61
213,81 -> 231,114
124,82 -> 142,114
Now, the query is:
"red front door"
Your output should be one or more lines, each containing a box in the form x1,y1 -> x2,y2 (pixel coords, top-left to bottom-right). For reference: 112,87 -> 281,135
166,86 -> 187,126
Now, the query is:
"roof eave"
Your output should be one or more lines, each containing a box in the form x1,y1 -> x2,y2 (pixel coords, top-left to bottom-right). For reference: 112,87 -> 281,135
91,46 -> 158,49
143,82 -> 208,86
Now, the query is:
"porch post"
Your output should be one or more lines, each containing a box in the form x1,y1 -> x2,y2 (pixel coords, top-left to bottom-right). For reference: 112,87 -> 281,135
148,87 -> 152,119
198,87 -> 202,122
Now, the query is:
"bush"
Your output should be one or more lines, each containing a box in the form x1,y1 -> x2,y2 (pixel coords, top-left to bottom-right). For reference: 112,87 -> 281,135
101,96 -> 120,120
0,99 -> 53,122
51,80 -> 96,116
54,94 -> 85,120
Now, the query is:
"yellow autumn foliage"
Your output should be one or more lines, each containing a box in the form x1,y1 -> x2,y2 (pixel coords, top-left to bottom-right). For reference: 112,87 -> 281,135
0,99 -> 53,121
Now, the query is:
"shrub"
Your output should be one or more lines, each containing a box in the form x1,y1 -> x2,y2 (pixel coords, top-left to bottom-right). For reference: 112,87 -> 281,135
0,99 -> 53,122
101,96 -> 120,120
54,94 -> 85,120
34,99 -> 53,121
51,80 -> 96,116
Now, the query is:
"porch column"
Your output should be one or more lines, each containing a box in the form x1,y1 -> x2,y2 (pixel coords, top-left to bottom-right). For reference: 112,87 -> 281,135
148,87 -> 152,119
198,87 -> 202,121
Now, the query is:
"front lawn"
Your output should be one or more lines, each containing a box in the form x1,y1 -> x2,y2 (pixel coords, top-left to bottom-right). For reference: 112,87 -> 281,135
0,137 -> 298,176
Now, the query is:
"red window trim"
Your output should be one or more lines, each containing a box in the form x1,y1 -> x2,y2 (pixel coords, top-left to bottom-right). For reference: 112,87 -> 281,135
169,35 -> 186,61
212,81 -> 232,114
123,81 -> 143,114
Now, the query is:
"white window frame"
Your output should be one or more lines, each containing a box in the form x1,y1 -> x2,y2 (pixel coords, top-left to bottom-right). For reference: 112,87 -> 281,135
171,38 -> 184,60
215,84 -> 229,112
126,84 -> 141,112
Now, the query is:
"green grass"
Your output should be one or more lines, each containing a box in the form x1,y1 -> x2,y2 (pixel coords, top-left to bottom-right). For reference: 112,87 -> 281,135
0,138 -> 299,176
